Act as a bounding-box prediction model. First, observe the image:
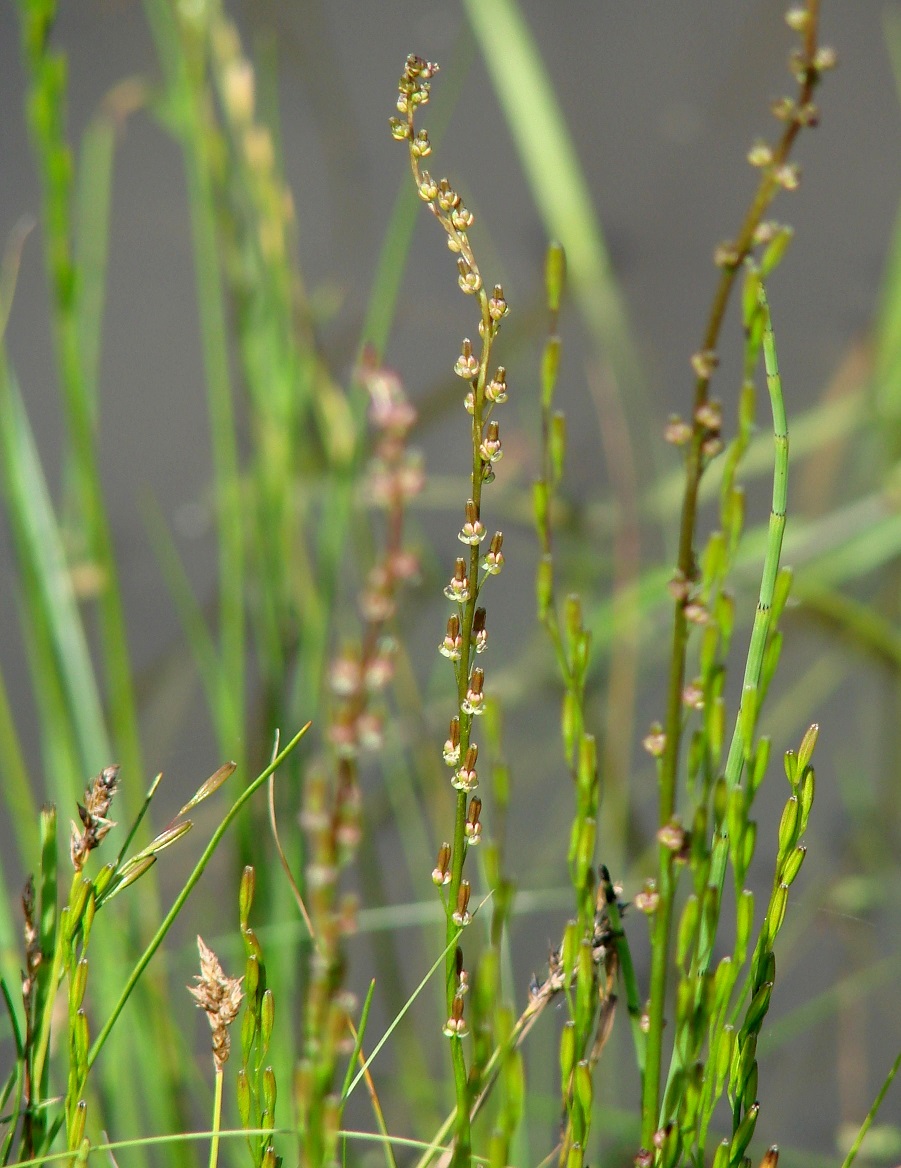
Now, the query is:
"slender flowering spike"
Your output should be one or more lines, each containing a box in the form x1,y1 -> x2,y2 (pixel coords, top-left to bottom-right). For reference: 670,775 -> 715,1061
463,667 -> 486,715
458,499 -> 486,545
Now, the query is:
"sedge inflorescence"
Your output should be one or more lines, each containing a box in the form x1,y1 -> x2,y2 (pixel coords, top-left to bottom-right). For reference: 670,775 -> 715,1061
392,53 -> 511,1046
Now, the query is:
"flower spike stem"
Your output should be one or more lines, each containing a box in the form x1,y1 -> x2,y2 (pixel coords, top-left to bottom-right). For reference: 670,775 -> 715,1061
392,54 -> 512,1168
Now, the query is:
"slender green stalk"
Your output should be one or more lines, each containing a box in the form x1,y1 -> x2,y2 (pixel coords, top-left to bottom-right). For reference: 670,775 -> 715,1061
839,1048 -> 901,1168
641,4 -> 826,1144
697,281 -> 788,969
209,1068 -> 224,1168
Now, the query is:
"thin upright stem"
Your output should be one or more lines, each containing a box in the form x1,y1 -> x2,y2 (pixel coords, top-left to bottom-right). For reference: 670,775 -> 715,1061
641,4 -> 822,1146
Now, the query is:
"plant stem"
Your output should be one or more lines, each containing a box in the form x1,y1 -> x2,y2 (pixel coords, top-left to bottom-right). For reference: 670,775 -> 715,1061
641,4 -> 823,1145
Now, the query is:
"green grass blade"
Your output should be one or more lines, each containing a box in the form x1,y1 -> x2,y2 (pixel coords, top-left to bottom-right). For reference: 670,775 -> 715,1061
0,357 -> 110,775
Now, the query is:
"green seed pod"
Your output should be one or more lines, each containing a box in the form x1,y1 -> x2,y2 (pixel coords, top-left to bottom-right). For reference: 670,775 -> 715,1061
682,1059 -> 704,1129
765,883 -> 789,948
709,692 -> 725,764
797,723 -> 819,771
504,1049 -> 525,1130
241,1000 -> 257,1064
575,818 -> 596,886
699,623 -> 720,681
533,481 -> 550,537
562,690 -> 578,765
263,1065 -> 277,1117
712,1138 -> 731,1168
573,629 -> 592,683
574,1059 -> 592,1124
545,241 -> 566,313
777,796 -> 800,858
717,589 -> 736,650
536,552 -> 554,621
735,889 -> 755,965
729,1102 -> 760,1163
713,957 -> 737,1017
753,949 -> 776,996
69,1100 -> 87,1151
743,980 -> 773,1037
577,735 -> 597,804
783,749 -> 798,788
566,1141 -> 583,1168
780,844 -> 806,886
542,336 -> 562,409
702,530 -> 726,590
713,1024 -> 735,1096
261,988 -> 275,1054
71,957 -> 89,1012
243,925 -> 264,964
73,1007 -> 90,1068
550,412 -> 567,481
750,736 -> 771,794
713,776 -> 729,829
576,939 -> 594,1023
240,865 -> 255,927
92,863 -> 115,899
244,953 -> 260,1005
81,891 -> 97,947
702,883 -> 720,948
565,593 -> 583,646
559,1019 -> 576,1085
562,921 -> 579,985
727,786 -> 747,858
759,224 -> 794,279
798,767 -> 815,832
742,1059 -> 759,1111
66,878 -> 92,941
740,820 -> 757,884
677,894 -> 700,968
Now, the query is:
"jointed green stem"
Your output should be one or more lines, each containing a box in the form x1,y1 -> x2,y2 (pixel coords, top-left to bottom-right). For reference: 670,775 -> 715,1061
641,5 -> 821,1142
